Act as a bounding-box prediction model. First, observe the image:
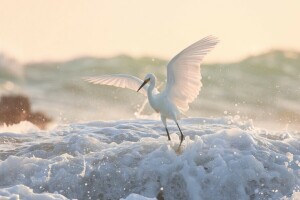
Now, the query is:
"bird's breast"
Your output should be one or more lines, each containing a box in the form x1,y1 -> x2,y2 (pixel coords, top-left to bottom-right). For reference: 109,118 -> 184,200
150,95 -> 179,119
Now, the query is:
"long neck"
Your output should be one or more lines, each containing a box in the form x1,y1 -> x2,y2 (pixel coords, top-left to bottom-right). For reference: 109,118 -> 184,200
147,78 -> 156,102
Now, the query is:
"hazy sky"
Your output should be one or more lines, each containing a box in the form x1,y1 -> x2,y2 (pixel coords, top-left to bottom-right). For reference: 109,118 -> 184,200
0,0 -> 300,63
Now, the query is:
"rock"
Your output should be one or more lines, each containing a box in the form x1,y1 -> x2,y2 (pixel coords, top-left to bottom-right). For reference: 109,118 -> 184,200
0,95 -> 51,129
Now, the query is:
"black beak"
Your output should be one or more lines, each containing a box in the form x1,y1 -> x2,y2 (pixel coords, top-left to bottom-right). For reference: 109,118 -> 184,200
137,78 -> 150,92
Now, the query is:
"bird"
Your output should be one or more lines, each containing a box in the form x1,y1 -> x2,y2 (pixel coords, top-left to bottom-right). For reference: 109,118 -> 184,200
83,36 -> 219,146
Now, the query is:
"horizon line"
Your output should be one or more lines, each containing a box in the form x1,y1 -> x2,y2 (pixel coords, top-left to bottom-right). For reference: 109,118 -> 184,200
1,48 -> 299,66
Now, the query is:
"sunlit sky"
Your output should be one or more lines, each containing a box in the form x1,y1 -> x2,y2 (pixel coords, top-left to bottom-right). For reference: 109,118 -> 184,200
0,0 -> 300,63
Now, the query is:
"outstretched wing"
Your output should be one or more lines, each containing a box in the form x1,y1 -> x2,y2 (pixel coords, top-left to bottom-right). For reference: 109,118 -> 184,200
163,36 -> 219,112
83,74 -> 151,96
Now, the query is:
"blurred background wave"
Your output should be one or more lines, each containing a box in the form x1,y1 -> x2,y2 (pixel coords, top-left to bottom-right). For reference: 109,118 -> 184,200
1,50 -> 299,130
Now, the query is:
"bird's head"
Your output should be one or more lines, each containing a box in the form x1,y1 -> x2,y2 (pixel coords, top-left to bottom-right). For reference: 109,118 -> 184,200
137,73 -> 154,92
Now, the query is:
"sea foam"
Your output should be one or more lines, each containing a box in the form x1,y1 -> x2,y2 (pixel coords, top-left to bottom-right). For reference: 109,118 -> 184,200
0,117 -> 299,199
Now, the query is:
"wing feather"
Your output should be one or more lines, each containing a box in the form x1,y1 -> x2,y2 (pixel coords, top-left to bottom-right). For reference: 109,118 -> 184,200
83,74 -> 149,96
163,36 -> 219,112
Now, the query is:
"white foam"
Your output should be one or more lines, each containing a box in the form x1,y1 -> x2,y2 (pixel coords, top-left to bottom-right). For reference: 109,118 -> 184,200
121,193 -> 156,200
0,121 -> 40,134
0,185 -> 68,199
0,117 -> 299,199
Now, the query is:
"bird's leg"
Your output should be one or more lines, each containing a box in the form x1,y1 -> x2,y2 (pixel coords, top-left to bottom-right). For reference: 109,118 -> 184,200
165,127 -> 171,141
175,121 -> 184,145
161,115 -> 171,141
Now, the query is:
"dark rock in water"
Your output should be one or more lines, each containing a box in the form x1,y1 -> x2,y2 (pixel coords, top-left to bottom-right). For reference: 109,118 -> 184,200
27,112 -> 52,130
0,95 -> 51,129
0,95 -> 29,125
156,189 -> 164,200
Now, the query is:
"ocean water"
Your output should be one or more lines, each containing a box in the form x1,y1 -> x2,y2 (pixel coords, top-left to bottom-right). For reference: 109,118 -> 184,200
1,50 -> 299,130
0,51 -> 300,199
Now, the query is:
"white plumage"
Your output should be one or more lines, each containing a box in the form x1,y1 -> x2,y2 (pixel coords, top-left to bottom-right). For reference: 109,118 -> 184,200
84,36 -> 219,146
164,36 -> 219,112
83,74 -> 155,96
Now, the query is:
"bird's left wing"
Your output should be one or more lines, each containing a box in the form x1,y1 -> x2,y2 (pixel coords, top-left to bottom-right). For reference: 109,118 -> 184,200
163,36 -> 219,112
83,74 -> 150,96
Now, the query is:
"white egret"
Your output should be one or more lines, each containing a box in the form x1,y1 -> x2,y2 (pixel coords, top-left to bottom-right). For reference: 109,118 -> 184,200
84,36 -> 219,146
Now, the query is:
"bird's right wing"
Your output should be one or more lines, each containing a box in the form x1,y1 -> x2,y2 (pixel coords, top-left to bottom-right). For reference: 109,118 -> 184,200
163,36 -> 219,112
83,74 -> 150,96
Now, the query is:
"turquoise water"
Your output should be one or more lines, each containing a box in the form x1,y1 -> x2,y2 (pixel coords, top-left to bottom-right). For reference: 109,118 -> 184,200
0,50 -> 299,130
